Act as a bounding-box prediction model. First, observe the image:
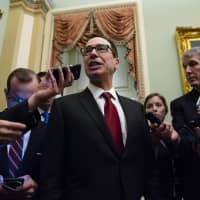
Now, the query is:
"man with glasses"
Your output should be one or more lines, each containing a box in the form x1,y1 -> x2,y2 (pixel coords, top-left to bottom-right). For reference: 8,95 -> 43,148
39,35 -> 154,200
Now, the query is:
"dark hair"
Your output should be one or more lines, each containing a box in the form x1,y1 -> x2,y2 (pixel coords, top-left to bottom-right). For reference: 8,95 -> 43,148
37,71 -> 47,82
87,33 -> 118,58
7,68 -> 38,92
144,92 -> 168,114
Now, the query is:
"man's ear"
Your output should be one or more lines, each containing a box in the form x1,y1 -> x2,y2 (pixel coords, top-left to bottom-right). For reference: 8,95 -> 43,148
114,57 -> 120,71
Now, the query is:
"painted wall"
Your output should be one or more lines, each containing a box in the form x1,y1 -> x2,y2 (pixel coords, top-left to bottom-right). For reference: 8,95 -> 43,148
0,0 -> 9,55
142,0 -> 200,104
51,0 -> 200,115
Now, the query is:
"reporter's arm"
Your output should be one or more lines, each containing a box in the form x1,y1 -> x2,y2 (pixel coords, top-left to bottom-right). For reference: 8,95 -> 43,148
0,120 -> 26,144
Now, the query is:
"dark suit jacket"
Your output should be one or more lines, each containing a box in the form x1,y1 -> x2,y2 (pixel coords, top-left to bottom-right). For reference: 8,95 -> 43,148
39,88 -> 154,200
147,137 -> 174,200
170,89 -> 200,200
0,121 -> 46,182
0,100 -> 40,131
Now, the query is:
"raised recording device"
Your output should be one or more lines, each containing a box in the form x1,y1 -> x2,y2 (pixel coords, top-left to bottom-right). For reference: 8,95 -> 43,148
2,178 -> 24,191
145,112 -> 161,125
52,64 -> 81,82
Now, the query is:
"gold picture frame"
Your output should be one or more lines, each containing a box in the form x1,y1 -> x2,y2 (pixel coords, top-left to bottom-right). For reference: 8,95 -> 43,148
0,9 -> 2,19
176,26 -> 200,94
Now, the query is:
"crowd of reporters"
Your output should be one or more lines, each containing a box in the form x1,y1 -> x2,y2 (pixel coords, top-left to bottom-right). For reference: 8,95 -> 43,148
0,38 -> 200,200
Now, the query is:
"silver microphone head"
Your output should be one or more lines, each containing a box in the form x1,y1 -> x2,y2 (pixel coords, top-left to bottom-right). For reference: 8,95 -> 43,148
196,96 -> 200,108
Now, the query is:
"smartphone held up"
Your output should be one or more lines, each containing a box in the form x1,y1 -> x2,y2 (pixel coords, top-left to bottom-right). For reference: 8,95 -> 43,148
145,112 -> 161,125
1,177 -> 24,191
52,64 -> 81,82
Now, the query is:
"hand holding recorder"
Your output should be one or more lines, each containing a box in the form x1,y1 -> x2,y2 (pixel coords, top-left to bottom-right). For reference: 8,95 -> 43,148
0,175 -> 37,199
145,112 -> 179,142
52,64 -> 81,81
52,64 -> 81,94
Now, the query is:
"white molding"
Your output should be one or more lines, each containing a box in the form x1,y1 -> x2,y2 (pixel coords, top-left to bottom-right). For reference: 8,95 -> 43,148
51,0 -> 138,15
16,14 -> 34,68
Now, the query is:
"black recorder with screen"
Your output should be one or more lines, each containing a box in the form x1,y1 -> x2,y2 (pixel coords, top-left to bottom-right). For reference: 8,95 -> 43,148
145,112 -> 161,125
2,178 -> 24,191
52,64 -> 81,82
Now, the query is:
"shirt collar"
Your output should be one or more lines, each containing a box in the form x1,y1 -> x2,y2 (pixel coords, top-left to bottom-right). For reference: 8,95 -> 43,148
88,83 -> 117,100
37,107 -> 48,115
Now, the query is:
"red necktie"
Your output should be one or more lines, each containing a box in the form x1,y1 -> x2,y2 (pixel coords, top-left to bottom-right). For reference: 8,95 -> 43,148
8,137 -> 23,177
102,92 -> 124,154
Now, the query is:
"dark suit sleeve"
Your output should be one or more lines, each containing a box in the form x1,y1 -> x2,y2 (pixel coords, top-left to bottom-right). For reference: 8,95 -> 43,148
0,100 -> 40,130
170,94 -> 200,199
171,99 -> 196,144
38,99 -> 65,200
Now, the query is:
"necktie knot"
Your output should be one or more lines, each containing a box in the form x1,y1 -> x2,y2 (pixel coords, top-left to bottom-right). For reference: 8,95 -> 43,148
42,111 -> 49,124
102,92 -> 112,100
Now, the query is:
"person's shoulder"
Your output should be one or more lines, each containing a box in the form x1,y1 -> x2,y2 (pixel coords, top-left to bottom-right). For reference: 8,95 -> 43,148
118,95 -> 142,106
171,95 -> 185,105
56,92 -> 79,102
171,90 -> 194,105
55,90 -> 87,104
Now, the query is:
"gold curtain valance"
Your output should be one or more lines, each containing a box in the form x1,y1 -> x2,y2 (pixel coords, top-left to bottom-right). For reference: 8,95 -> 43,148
94,7 -> 135,42
54,12 -> 90,49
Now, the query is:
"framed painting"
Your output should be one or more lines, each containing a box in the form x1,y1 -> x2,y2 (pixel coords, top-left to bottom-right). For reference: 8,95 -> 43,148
176,26 -> 200,94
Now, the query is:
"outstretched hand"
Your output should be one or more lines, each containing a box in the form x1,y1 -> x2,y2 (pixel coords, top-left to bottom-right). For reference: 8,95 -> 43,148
0,175 -> 37,200
28,69 -> 59,112
0,120 -> 26,144
150,122 -> 180,142
28,67 -> 74,112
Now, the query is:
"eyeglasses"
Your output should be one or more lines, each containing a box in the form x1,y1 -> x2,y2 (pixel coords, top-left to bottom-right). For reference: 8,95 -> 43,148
80,44 -> 114,56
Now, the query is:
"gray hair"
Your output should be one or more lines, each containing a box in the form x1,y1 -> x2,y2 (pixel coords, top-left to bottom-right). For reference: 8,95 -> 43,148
182,46 -> 200,62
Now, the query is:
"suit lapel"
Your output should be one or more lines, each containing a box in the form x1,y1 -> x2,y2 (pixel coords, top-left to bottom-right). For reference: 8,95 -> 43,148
118,96 -> 141,156
79,88 -> 120,157
17,122 -> 46,176
0,145 -> 9,177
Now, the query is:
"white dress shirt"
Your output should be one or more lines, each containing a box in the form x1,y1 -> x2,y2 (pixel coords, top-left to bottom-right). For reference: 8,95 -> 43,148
7,130 -> 31,159
88,83 -> 127,145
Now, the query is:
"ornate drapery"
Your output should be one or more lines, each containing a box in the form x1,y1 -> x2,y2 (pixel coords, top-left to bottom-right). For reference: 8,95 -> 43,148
51,6 -> 138,89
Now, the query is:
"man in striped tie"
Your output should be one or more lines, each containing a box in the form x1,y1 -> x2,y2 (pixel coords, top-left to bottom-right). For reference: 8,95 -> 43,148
0,67 -> 74,199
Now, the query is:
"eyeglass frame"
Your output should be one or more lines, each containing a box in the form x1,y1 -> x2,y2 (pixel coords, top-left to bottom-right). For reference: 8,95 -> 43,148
80,44 -> 117,57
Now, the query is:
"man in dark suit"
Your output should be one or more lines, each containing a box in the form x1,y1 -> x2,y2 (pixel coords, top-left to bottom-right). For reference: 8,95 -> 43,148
0,64 -> 74,145
39,35 -> 154,200
0,68 -> 44,199
0,66 -> 66,144
0,67 -> 73,199
171,47 -> 200,200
